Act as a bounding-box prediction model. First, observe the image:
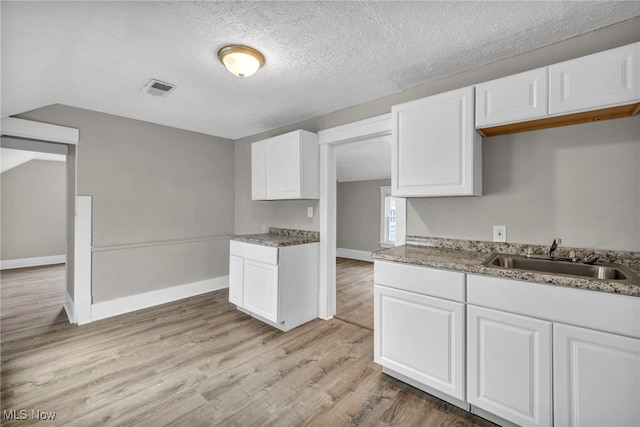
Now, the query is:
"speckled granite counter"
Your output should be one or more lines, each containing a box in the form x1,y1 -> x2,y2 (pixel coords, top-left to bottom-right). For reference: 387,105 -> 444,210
373,236 -> 640,297
232,227 -> 319,247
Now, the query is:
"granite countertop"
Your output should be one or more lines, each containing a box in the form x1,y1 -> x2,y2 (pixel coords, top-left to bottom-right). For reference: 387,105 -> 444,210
232,227 -> 320,247
373,236 -> 640,297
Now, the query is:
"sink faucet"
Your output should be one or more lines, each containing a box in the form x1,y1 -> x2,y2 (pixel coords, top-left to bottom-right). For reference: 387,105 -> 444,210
547,238 -> 561,258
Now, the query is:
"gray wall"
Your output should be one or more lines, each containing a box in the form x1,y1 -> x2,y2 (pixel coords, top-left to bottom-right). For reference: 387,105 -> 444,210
408,116 -> 640,251
17,105 -> 235,303
337,179 -> 390,253
1,159 -> 66,260
234,18 -> 640,252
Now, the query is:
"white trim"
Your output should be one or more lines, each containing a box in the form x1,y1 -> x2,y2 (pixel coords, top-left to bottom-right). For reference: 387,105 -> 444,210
318,143 -> 336,319
92,234 -> 231,252
318,114 -> 391,145
379,186 -> 393,246
74,196 -> 92,325
1,118 -> 82,326
394,197 -> 406,247
0,255 -> 65,270
90,275 -> 229,321
1,117 -> 79,144
64,291 -> 75,324
317,113 -> 396,320
336,248 -> 373,262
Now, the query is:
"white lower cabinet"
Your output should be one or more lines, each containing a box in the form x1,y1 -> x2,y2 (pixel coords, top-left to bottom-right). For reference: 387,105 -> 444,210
374,285 -> 465,401
554,323 -> 640,427
374,261 -> 466,405
467,305 -> 553,427
374,264 -> 640,427
229,240 -> 318,331
243,259 -> 279,322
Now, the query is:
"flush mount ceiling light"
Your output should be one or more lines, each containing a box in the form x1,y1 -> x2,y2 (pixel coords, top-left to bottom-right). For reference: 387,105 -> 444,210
217,45 -> 265,78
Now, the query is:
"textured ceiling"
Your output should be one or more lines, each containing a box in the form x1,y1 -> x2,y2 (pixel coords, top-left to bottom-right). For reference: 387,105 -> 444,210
2,1 -> 640,140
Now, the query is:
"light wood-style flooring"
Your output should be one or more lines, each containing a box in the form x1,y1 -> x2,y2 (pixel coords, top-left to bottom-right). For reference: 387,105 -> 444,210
1,264 -> 495,426
335,258 -> 374,331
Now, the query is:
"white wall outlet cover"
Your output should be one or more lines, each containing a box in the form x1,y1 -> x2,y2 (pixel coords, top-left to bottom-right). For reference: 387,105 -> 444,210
307,207 -> 314,218
493,225 -> 507,242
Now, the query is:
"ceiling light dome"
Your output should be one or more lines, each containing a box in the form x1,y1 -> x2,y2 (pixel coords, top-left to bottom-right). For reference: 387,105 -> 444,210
217,45 -> 265,78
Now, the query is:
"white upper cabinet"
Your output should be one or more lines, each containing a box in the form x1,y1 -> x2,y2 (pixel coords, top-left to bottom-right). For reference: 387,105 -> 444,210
251,130 -> 319,200
475,42 -> 640,136
475,67 -> 548,127
391,86 -> 481,197
549,42 -> 640,115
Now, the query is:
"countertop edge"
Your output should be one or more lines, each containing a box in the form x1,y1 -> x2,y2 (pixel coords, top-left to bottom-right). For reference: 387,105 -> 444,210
373,246 -> 640,298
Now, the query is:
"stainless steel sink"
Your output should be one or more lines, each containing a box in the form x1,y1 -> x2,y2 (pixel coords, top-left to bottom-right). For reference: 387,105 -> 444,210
482,253 -> 640,284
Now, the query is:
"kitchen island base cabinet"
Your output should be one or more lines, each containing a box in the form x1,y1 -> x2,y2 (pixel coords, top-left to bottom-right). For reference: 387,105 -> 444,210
554,323 -> 640,427
229,240 -> 319,332
467,305 -> 552,427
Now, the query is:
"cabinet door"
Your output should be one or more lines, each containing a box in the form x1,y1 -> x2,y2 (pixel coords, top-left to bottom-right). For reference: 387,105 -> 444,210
265,133 -> 301,199
243,259 -> 279,323
467,305 -> 552,427
476,67 -> 548,127
392,86 -> 481,197
374,285 -> 465,400
549,42 -> 640,115
554,323 -> 640,427
251,141 -> 266,200
228,255 -> 244,306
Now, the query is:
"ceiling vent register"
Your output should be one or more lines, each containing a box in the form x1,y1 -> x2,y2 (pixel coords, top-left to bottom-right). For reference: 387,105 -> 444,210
141,79 -> 176,97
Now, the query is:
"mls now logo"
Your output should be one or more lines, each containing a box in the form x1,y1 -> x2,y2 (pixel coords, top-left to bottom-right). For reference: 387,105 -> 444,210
3,409 -> 28,420
3,409 -> 56,420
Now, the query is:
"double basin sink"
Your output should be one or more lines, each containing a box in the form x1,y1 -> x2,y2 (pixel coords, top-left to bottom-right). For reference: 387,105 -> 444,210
482,253 -> 640,285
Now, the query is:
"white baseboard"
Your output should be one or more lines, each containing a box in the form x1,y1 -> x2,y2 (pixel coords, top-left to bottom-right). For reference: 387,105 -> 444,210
336,248 -> 373,262
90,275 -> 229,322
64,291 -> 75,324
0,255 -> 66,270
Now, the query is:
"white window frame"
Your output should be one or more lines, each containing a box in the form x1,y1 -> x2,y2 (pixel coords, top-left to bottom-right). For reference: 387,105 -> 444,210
380,186 -> 396,248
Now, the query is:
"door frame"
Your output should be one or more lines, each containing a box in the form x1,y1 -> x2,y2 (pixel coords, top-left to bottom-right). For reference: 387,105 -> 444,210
1,117 -> 91,324
316,113 -> 405,319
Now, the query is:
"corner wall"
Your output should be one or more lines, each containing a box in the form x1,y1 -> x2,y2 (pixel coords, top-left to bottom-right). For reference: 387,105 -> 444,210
17,105 -> 235,304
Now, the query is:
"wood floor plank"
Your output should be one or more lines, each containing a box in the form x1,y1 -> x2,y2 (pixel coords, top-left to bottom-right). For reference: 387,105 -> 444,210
1,264 -> 496,427
335,257 -> 374,330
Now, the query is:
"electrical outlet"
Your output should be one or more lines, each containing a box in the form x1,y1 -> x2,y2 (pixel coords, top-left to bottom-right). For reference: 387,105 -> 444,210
493,225 -> 507,242
307,207 -> 314,218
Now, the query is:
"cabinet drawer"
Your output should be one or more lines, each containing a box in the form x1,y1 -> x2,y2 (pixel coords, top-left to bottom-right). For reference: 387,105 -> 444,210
374,261 -> 465,302
230,240 -> 278,265
467,274 -> 640,338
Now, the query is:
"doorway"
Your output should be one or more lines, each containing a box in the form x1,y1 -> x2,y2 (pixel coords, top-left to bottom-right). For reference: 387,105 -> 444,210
317,114 -> 406,320
333,137 -> 392,330
1,117 -> 87,324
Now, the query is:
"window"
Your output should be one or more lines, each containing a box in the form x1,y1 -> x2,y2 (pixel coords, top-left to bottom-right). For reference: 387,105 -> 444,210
380,186 -> 396,247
